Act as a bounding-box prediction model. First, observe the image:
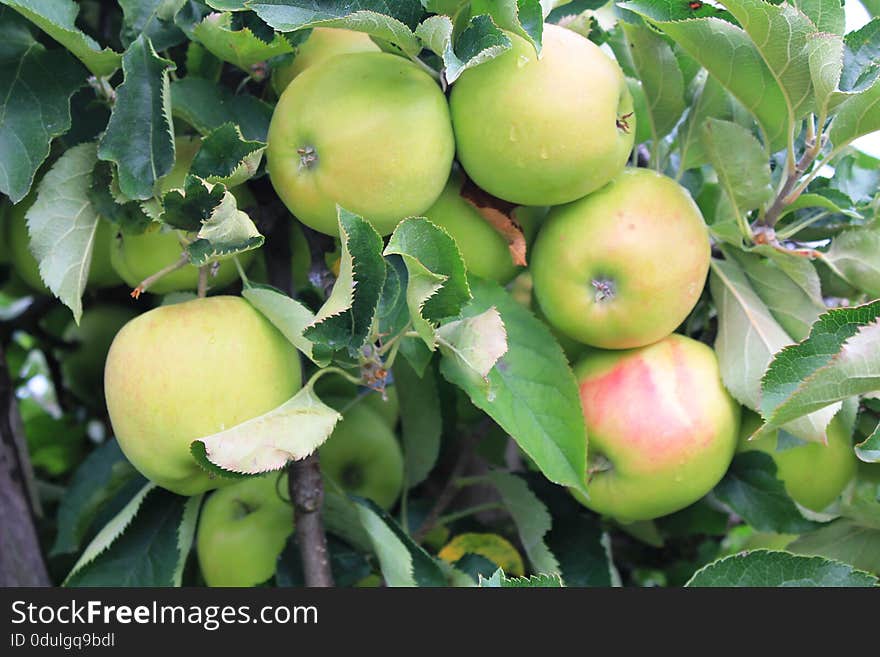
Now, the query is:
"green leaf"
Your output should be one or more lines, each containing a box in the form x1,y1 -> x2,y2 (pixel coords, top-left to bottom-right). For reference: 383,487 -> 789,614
25,142 -> 100,323
685,549 -> 878,587
305,209 -> 386,354
51,440 -> 146,557
1,0 -> 120,76
98,35 -> 176,201
710,256 -> 834,443
713,452 -> 823,534
760,301 -> 880,431
377,254 -> 410,339
191,385 -> 342,477
440,276 -> 587,495
479,569 -> 563,587
0,11 -> 84,203
855,420 -> 880,463
789,519 -> 880,575
160,175 -> 226,232
190,123 -> 265,187
248,0 -> 426,56
487,471 -> 560,576
119,0 -> 187,51
394,358 -> 442,488
416,14 -> 511,84
841,18 -> 880,92
621,21 -> 686,140
729,248 -> 824,341
171,76 -> 273,141
470,0 -> 544,53
185,41 -> 223,81
88,161 -> 153,235
193,10 -> 293,71
702,118 -> 773,220
66,487 -> 201,587
822,229 -> 880,297
384,217 -> 471,350
242,284 -> 328,365
806,32 -> 845,120
676,71 -> 737,171
622,2 -> 789,150
437,307 -> 508,384
794,0 -> 844,36
185,186 -> 265,266
353,497 -> 446,587
828,78 -> 880,149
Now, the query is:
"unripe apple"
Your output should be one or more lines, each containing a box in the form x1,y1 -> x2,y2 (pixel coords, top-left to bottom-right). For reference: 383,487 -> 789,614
573,334 -> 740,522
197,472 -> 294,587
422,175 -> 521,284
531,168 -> 710,349
449,23 -> 634,206
104,296 -> 302,495
319,401 -> 404,509
6,189 -> 122,294
738,410 -> 856,512
61,305 -> 138,409
267,52 -> 455,236
271,28 -> 380,95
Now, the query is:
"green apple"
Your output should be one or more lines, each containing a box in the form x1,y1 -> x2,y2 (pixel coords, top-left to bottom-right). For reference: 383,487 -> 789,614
271,27 -> 380,95
422,174 -> 524,284
531,168 -> 710,349
6,189 -> 122,294
105,296 -> 302,495
319,401 -> 404,509
449,23 -> 634,206
572,334 -> 740,522
267,52 -> 455,236
61,305 -> 138,408
197,472 -> 294,587
738,410 -> 856,512
110,222 -> 253,295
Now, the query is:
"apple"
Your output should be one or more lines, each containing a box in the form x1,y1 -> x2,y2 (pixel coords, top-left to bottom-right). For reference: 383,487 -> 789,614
572,334 -> 740,522
271,27 -> 380,95
197,472 -> 294,587
449,23 -> 634,206
6,189 -> 122,294
318,400 -> 404,509
738,410 -> 856,512
104,296 -> 302,495
61,305 -> 138,408
531,168 -> 710,349
266,52 -> 455,236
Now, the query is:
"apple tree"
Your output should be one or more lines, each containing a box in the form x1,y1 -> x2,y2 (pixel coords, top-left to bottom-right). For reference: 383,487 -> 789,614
0,0 -> 879,589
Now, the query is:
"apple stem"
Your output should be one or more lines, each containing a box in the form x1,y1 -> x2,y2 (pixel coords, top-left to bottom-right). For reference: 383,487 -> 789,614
197,266 -> 208,299
130,252 -> 190,299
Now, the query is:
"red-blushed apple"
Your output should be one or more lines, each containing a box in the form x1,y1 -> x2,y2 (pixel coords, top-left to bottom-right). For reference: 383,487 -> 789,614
531,168 -> 710,349
738,410 -> 856,512
271,27 -> 380,94
267,52 -> 455,236
104,296 -> 302,495
197,472 -> 294,587
449,23 -> 634,206
572,334 -> 740,522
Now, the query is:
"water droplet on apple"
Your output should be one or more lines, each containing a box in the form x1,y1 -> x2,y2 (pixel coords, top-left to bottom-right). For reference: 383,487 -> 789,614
517,55 -> 529,68
509,126 -> 518,142
539,146 -> 549,160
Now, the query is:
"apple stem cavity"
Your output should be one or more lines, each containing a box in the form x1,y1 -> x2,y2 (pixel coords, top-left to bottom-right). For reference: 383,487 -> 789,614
297,146 -> 319,170
616,112 -> 634,134
591,277 -> 616,303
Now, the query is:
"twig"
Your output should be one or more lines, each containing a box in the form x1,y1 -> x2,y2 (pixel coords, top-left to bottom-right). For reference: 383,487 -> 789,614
197,266 -> 208,299
0,340 -> 50,586
760,135 -> 824,229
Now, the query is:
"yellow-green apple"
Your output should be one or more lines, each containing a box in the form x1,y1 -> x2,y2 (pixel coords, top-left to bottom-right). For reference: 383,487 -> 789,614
449,24 -> 634,206
271,27 -> 380,94
267,52 -> 455,236
738,410 -> 856,512
197,472 -> 294,587
572,334 -> 740,522
319,401 -> 404,509
6,189 -> 122,294
61,305 -> 138,408
104,296 -> 301,495
531,168 -> 710,349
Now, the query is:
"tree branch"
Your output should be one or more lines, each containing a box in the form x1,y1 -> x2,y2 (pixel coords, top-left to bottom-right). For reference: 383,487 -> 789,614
0,340 -> 50,586
263,208 -> 334,587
